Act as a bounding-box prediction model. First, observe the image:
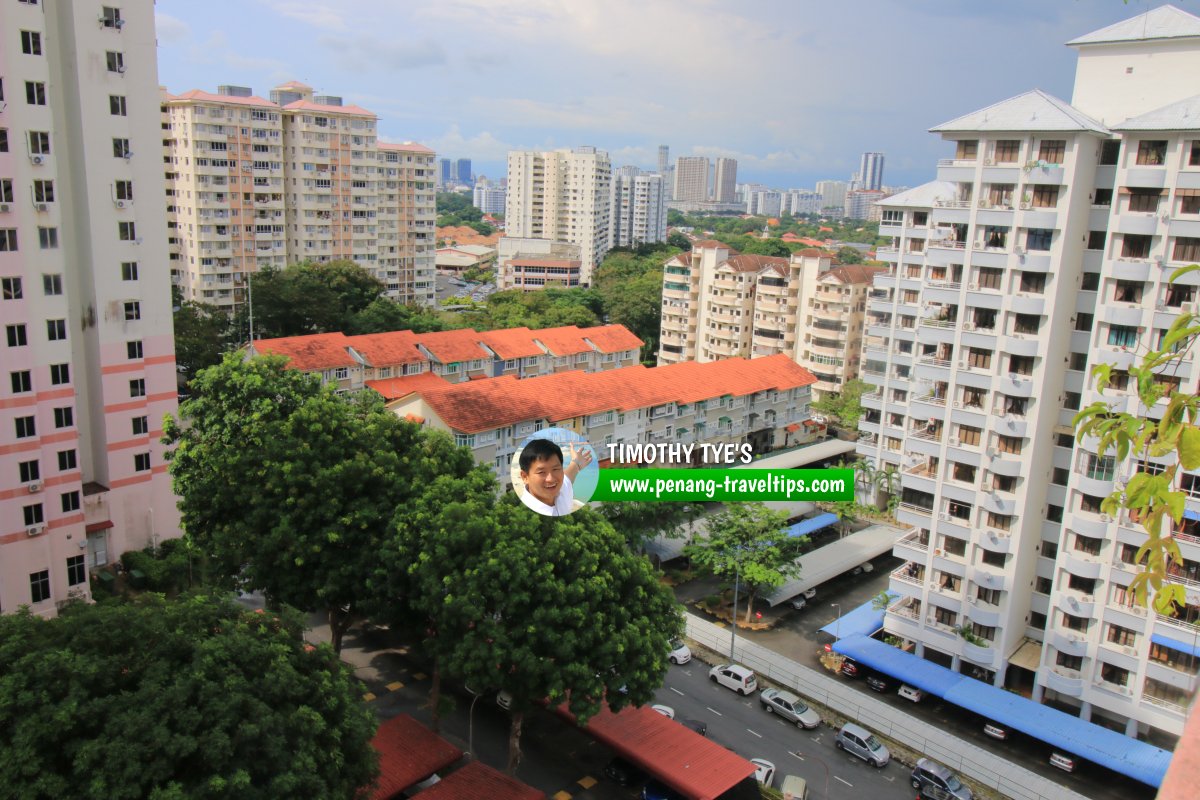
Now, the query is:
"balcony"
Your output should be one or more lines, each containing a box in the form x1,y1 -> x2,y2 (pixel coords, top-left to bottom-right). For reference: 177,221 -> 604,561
895,528 -> 930,560
891,563 -> 925,589
1156,613 -> 1200,638
1041,665 -> 1084,696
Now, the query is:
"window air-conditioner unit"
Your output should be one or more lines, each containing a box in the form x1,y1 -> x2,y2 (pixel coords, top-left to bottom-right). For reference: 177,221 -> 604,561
949,436 -> 960,446
31,155 -> 44,165
115,18 -> 126,29
123,152 -> 133,160
26,525 -> 45,536
0,203 -> 9,213
986,447 -> 998,457
33,202 -> 47,212
978,200 -> 992,209
27,481 -> 42,493
116,65 -> 126,74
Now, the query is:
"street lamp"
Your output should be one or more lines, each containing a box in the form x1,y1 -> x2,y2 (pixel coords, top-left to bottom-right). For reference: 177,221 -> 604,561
729,557 -> 741,660
467,692 -> 481,759
831,603 -> 842,641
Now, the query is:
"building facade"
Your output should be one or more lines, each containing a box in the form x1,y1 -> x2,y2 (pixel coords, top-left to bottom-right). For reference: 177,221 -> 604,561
454,158 -> 472,185
714,157 -> 738,203
610,170 -> 668,248
860,5 -> 1200,745
844,188 -> 886,221
1,0 -> 180,615
816,180 -> 848,213
163,82 -> 435,308
859,152 -> 885,191
505,147 -> 612,284
473,180 -> 506,215
673,156 -> 710,203
496,237 -> 583,291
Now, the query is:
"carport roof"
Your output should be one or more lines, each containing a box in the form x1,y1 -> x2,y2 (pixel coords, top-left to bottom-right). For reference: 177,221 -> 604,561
368,714 -> 463,800
413,761 -> 544,800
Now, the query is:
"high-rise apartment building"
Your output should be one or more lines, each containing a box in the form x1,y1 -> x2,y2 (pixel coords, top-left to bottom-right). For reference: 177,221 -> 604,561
844,188 -> 886,220
438,158 -> 452,187
473,179 -> 506,215
505,147 -> 612,284
816,180 -> 848,212
859,152 -> 885,191
714,157 -> 738,203
861,5 -> 1200,747
1,1 -> 180,615
164,82 -> 435,307
610,170 -> 668,248
454,158 -> 472,185
673,156 -> 710,203
658,145 -> 670,174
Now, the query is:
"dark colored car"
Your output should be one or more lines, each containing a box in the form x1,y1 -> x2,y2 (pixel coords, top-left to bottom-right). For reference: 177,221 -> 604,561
604,757 -> 645,787
643,779 -> 686,800
865,675 -> 890,692
681,718 -> 708,737
841,659 -> 860,678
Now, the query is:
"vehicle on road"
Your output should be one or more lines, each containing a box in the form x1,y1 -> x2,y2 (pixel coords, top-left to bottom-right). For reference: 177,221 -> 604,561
910,758 -> 973,800
668,639 -> 692,664
780,774 -> 809,800
709,664 -> 758,695
835,722 -> 890,768
604,757 -> 645,787
651,704 -> 675,719
750,758 -> 775,786
898,684 -> 925,702
642,779 -> 685,799
760,688 -> 821,728
681,718 -> 707,737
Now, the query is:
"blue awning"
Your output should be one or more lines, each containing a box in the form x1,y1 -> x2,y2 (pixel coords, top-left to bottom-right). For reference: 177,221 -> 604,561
832,635 -> 1171,787
785,512 -> 838,538
1184,508 -> 1200,522
817,598 -> 890,640
1151,632 -> 1200,658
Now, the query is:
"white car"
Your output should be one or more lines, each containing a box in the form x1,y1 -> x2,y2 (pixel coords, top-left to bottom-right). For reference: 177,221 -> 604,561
651,704 -> 675,719
789,589 -> 817,610
668,638 -> 692,665
751,758 -> 776,787
708,664 -> 758,695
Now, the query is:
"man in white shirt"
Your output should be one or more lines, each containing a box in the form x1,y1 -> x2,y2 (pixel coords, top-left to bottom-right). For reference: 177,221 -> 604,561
517,438 -> 593,517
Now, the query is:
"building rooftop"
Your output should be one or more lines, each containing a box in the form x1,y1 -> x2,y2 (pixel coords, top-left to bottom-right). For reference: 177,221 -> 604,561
476,327 -> 545,360
167,89 -> 277,109
930,89 -> 1110,134
1067,4 -> 1200,46
416,329 -> 494,364
723,254 -> 789,273
346,330 -> 424,366
1112,92 -> 1200,130
282,99 -> 376,117
379,141 -> 435,154
251,333 -> 358,371
825,264 -> 888,284
879,180 -> 959,208
692,239 -> 736,251
580,324 -> 645,353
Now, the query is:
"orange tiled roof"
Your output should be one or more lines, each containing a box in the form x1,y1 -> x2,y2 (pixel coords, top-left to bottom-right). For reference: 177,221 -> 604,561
252,333 -> 356,371
282,99 -> 375,117
582,324 -> 643,354
725,254 -> 788,273
818,226 -> 834,233
168,89 -> 277,109
826,264 -> 887,284
780,232 -> 802,242
530,326 -> 593,357
798,237 -> 826,247
416,329 -> 494,364
346,330 -> 423,366
366,372 -> 452,400
395,355 -> 816,434
794,248 -> 830,258
379,141 -> 434,154
477,327 -> 544,360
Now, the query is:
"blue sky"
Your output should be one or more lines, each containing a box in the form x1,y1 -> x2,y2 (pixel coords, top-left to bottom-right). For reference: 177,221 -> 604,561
154,0 -> 1200,190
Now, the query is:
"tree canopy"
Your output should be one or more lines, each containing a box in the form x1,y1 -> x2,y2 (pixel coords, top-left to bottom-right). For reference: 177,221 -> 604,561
0,594 -> 378,800
232,260 -> 386,340
812,378 -> 870,430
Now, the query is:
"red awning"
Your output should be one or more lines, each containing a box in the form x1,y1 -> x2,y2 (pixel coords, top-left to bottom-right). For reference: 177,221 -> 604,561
415,761 -> 544,800
553,704 -> 755,800
368,714 -> 463,800
802,419 -> 822,427
785,423 -> 801,432
85,520 -> 114,533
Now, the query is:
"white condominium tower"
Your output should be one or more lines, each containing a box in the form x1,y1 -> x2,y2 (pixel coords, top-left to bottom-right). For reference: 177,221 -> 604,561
862,5 -> 1200,746
859,152 -> 885,191
610,170 -> 668,248
673,156 -> 709,203
714,157 -> 738,203
505,146 -> 612,284
163,82 -> 436,308
0,1 -> 180,615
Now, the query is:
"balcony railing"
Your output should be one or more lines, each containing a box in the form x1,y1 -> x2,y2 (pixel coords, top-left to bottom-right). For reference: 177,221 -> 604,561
898,528 -> 930,551
898,502 -> 933,517
910,428 -> 943,442
1143,695 -> 1188,714
920,318 -> 958,329
891,564 -> 925,588
913,393 -> 948,407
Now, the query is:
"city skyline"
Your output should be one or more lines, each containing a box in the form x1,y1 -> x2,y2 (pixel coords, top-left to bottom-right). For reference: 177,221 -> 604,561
152,1 -> 1198,190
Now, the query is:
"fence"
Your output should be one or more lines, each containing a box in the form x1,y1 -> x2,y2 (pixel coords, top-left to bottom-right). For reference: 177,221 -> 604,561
685,616 -> 1091,800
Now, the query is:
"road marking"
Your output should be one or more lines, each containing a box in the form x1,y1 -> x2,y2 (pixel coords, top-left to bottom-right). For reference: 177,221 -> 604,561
577,776 -> 597,789
386,681 -> 404,691
835,776 -> 853,788
747,728 -> 762,738
790,751 -> 805,761
885,776 -> 894,782
670,687 -> 685,696
706,707 -> 723,716
362,692 -> 377,702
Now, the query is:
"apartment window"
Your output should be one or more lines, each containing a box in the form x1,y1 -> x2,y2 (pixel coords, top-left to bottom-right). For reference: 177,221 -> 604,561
1128,188 -> 1162,213
962,387 -> 985,409
10,369 -> 32,393
955,140 -> 978,160
1166,283 -> 1197,307
67,555 -> 86,587
112,138 -> 131,158
1099,140 -> 1121,165
996,435 -> 1023,455
967,348 -> 991,369
941,536 -> 967,558
101,6 -> 123,27
58,449 -> 77,471
19,459 -> 40,483
38,227 -> 58,249
15,416 -> 36,438
0,129 -> 6,152
1192,141 -> 1200,167
958,425 -> 981,446
1052,467 -> 1070,485
986,511 -> 1013,531
1035,576 -> 1053,594
1056,652 -> 1083,672
1100,662 -> 1130,687
1183,195 -> 1200,215
0,179 -> 10,203
61,490 -> 80,513
134,452 -> 151,472
1107,325 -> 1138,349
25,81 -> 46,105
947,500 -> 972,521
129,378 -> 145,398
1122,234 -> 1153,259
54,406 -> 73,429
126,340 -> 143,359
1047,503 -> 1064,522
976,586 -> 1001,605
106,51 -> 125,73
7,324 -> 27,347
1038,139 -> 1065,164
132,415 -> 148,436
1018,272 -> 1046,293
992,474 -> 1016,493
1074,313 -> 1094,332
43,273 -> 62,295
1175,237 -> 1200,264
1095,188 -> 1113,206
1086,230 -> 1106,251
1025,228 -> 1053,251
24,503 -> 44,525
1074,534 -> 1102,557
952,463 -> 976,484
29,131 -> 49,155
20,30 -> 42,55
1030,611 -> 1047,630
109,95 -> 127,116
123,301 -> 140,320
50,363 -> 69,385
976,267 -> 1002,290
1107,625 -> 1136,648
1114,279 -> 1144,303
118,221 -> 136,241
938,573 -> 962,593
1013,314 -> 1040,335
1062,613 -> 1090,633
2,276 -> 22,298
46,319 -> 66,341
30,570 -> 50,604
1081,273 -> 1101,292
121,261 -> 139,281
993,140 -> 1021,163
969,623 -> 997,642
1136,140 -> 1167,166
1079,493 -> 1105,514
1031,185 -> 1060,208
32,179 -> 54,203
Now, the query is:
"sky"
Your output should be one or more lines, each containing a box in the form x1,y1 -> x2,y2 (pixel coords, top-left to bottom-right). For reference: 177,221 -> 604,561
154,0 -> 1200,190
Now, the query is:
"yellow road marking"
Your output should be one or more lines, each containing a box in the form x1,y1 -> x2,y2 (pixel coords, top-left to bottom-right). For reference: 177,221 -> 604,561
577,776 -> 597,789
387,681 -> 404,691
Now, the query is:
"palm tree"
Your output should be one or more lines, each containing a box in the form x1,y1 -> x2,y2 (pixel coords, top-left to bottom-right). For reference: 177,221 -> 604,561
873,465 -> 900,510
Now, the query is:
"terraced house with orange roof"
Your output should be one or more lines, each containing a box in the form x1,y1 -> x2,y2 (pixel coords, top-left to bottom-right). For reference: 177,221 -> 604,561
248,323 -> 643,393
373,355 -> 818,480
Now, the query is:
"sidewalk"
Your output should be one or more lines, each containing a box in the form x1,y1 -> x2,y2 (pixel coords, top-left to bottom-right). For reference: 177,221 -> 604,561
686,614 -> 1090,800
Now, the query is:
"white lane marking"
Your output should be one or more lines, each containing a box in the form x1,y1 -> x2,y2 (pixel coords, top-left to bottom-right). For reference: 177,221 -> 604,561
885,776 -> 895,782
670,687 -> 685,696
706,707 -> 723,716
835,776 -> 853,788
747,728 -> 762,738
790,751 -> 806,761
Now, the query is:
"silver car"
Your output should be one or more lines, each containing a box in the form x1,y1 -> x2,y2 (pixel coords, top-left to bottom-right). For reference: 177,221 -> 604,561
835,722 -> 890,768
760,688 -> 821,728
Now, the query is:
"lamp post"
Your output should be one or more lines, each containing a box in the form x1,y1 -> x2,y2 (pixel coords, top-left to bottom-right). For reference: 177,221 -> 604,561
467,692 -> 481,759
831,603 -> 842,641
729,557 -> 741,660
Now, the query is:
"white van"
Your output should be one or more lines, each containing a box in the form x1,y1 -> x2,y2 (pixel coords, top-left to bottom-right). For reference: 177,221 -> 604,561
780,774 -> 809,800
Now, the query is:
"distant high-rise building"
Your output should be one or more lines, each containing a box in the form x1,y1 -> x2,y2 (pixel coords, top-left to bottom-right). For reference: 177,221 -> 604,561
747,191 -> 782,217
1,0 -> 180,616
674,157 -> 710,203
505,146 -> 612,284
439,158 -> 452,186
473,180 -> 506,215
714,158 -> 738,203
815,180 -> 848,212
454,158 -> 472,184
859,152 -> 885,190
610,171 -> 668,248
658,145 -> 670,174
843,189 -> 885,220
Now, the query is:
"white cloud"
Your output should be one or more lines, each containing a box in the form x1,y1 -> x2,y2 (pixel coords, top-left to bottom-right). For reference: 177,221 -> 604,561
260,1 -> 347,31
155,12 -> 191,43
186,31 -> 295,86
318,35 -> 445,71
410,124 -> 544,164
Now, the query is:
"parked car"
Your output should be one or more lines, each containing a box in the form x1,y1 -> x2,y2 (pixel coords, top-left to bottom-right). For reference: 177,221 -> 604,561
835,722 -> 890,768
865,675 -> 890,693
789,589 -> 817,610
604,757 -> 646,787
751,758 -> 776,787
982,722 -> 1009,741
681,718 -> 708,737
898,684 -> 924,703
1050,752 -> 1077,773
780,774 -> 809,800
760,688 -> 821,728
651,704 -> 675,719
709,664 -> 758,695
840,659 -> 860,678
910,758 -> 973,800
496,690 -> 513,710
642,779 -> 685,800
850,561 -> 875,575
668,639 -> 692,665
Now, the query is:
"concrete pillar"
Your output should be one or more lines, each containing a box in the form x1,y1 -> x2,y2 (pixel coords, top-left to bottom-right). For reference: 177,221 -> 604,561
1032,681 -> 1044,703
1125,717 -> 1139,737
994,661 -> 1007,688
915,642 -> 925,658
951,654 -> 961,673
1079,701 -> 1092,722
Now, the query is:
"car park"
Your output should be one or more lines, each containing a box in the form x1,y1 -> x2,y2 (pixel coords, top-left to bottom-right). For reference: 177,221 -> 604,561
865,675 -> 890,693
789,588 -> 817,610
604,757 -> 646,787
910,758 -> 973,800
651,704 -> 675,719
708,664 -> 758,695
760,688 -> 821,728
668,639 -> 692,665
835,722 -> 890,768
1050,752 -> 1077,773
898,684 -> 924,702
983,722 -> 1009,741
750,759 -> 776,786
642,779 -> 685,799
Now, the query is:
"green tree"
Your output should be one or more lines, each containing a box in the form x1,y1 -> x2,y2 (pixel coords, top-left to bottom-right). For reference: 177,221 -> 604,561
837,246 -> 864,264
667,230 -> 692,250
1074,263 -> 1200,611
685,503 -> 799,622
162,354 -> 438,653
173,299 -> 230,378
597,501 -> 700,550
0,594 -> 378,800
346,297 -> 449,334
236,260 -> 385,340
812,379 -> 869,429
